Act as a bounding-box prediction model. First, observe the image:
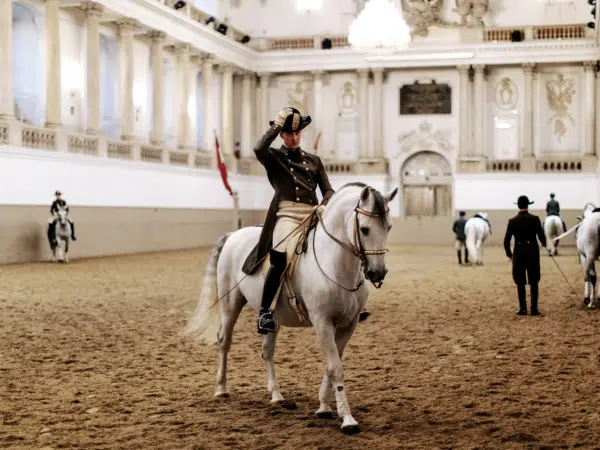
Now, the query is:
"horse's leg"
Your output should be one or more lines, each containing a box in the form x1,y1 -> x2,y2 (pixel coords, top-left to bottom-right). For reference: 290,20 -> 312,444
314,319 -> 359,434
581,254 -> 591,306
65,238 -> 70,263
589,258 -> 597,309
316,321 -> 358,419
215,289 -> 246,398
261,328 -> 285,404
476,239 -> 483,265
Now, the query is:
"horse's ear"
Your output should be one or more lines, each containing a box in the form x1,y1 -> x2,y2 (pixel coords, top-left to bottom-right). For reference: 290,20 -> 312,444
360,186 -> 370,203
384,187 -> 398,203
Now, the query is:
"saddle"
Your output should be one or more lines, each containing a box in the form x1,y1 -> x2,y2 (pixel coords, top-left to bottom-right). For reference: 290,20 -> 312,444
260,214 -> 319,324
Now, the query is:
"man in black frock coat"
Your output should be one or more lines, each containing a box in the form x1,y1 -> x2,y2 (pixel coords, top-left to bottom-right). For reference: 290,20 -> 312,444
503,195 -> 549,316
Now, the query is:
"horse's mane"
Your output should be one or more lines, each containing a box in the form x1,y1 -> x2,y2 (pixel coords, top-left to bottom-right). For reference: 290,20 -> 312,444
334,182 -> 389,226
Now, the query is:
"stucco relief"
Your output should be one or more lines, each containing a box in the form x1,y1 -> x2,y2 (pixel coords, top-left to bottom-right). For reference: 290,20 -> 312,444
453,0 -> 489,27
338,81 -> 357,116
545,73 -> 576,142
494,77 -> 518,110
286,81 -> 308,114
400,0 -> 447,37
396,121 -> 454,155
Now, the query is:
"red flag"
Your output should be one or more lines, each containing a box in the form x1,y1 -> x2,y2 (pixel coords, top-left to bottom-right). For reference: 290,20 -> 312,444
215,131 -> 233,196
314,131 -> 322,153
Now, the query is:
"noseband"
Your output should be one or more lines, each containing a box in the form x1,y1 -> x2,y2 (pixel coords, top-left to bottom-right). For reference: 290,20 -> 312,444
313,201 -> 389,291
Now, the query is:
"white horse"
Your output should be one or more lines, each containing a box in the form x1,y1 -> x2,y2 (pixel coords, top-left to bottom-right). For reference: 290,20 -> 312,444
553,203 -> 600,307
544,215 -> 565,256
464,213 -> 491,266
52,207 -> 72,263
182,183 -> 397,434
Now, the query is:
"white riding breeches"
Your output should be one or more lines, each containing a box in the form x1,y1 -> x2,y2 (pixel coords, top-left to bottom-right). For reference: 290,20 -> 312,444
272,201 -> 314,252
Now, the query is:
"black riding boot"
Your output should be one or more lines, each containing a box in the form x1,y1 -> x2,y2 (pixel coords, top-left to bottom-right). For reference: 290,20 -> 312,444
70,221 -> 77,240
530,283 -> 540,316
464,248 -> 469,264
47,223 -> 56,248
562,220 -> 567,233
457,250 -> 463,264
257,249 -> 286,335
517,284 -> 527,315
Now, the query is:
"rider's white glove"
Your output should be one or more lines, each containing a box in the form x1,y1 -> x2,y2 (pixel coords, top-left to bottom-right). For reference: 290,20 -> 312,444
274,107 -> 294,127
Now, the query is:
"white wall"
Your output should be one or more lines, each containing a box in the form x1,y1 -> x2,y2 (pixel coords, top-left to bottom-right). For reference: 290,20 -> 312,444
454,173 -> 599,211
0,146 -> 386,211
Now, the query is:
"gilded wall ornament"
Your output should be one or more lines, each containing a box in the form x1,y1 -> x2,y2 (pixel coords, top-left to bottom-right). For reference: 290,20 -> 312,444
494,77 -> 518,110
545,73 -> 576,142
286,82 -> 308,115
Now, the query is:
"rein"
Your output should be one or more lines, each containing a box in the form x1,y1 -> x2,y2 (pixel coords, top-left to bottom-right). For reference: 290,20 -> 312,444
312,201 -> 389,291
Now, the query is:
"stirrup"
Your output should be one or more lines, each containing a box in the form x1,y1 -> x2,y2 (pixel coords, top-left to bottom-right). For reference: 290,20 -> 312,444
257,311 -> 278,335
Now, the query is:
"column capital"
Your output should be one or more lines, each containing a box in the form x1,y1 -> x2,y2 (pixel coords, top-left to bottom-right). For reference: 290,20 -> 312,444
522,62 -> 536,73
371,67 -> 385,74
116,18 -> 139,33
473,64 -> 485,72
457,65 -> 470,73
583,60 -> 598,71
148,30 -> 166,43
242,70 -> 254,80
174,43 -> 191,55
218,63 -> 235,74
81,1 -> 104,17
311,70 -> 326,78
257,72 -> 271,79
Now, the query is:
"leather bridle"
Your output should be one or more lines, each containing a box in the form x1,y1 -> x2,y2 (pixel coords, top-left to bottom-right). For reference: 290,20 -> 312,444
312,201 -> 389,291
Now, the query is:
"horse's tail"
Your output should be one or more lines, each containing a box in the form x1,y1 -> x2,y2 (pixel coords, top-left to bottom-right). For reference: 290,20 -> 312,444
181,233 -> 232,345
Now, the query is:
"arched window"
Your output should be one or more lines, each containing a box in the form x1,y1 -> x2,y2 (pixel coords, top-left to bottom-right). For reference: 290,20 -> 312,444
12,2 -> 45,126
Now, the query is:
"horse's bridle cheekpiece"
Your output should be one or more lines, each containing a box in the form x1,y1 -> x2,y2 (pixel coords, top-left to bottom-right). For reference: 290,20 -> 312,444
313,200 -> 389,291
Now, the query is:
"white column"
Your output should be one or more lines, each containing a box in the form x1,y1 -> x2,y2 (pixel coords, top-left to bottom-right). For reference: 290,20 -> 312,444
584,61 -> 596,156
149,30 -> 166,145
372,68 -> 384,159
45,0 -> 62,128
241,71 -> 252,157
358,68 -> 369,159
473,64 -> 485,157
259,73 -> 270,132
176,44 -> 192,149
82,1 -> 103,135
202,54 -> 214,152
522,63 -> 535,158
0,0 -> 14,118
312,70 -> 325,156
220,64 -> 234,156
457,65 -> 470,157
117,18 -> 137,140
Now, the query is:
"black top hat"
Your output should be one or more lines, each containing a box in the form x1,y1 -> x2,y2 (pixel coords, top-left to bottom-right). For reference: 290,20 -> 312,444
55,190 -> 62,196
515,195 -> 534,209
550,192 -> 555,198
270,107 -> 312,133
459,211 -> 466,216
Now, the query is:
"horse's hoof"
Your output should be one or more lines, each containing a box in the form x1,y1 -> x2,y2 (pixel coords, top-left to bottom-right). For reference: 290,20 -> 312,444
315,409 -> 334,419
584,297 -> 590,305
214,392 -> 229,399
272,399 -> 297,410
341,423 -> 360,435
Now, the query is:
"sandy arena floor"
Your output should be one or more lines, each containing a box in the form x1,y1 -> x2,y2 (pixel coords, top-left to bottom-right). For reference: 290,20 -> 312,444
2,244 -> 600,449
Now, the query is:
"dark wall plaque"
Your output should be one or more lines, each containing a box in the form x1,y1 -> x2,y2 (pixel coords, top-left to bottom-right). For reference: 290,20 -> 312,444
400,81 -> 452,115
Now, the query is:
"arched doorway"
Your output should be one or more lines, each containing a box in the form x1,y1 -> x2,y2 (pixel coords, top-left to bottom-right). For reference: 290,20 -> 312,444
401,151 -> 453,217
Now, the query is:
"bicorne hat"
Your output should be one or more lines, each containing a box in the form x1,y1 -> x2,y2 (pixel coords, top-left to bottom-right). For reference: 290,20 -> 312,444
270,107 -> 312,133
515,195 -> 534,209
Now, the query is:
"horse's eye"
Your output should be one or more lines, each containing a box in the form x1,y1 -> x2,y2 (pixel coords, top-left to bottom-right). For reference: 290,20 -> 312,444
360,227 -> 369,235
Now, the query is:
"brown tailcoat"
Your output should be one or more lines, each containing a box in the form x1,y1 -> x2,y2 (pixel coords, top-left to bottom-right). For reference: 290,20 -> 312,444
241,124 -> 335,275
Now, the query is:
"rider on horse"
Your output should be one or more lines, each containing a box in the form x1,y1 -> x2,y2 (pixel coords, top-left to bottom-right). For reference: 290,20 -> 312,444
47,190 -> 76,247
546,192 -> 567,232
241,107 -> 370,335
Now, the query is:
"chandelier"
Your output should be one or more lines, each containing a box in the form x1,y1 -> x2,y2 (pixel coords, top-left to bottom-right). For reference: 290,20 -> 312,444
348,0 -> 411,54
